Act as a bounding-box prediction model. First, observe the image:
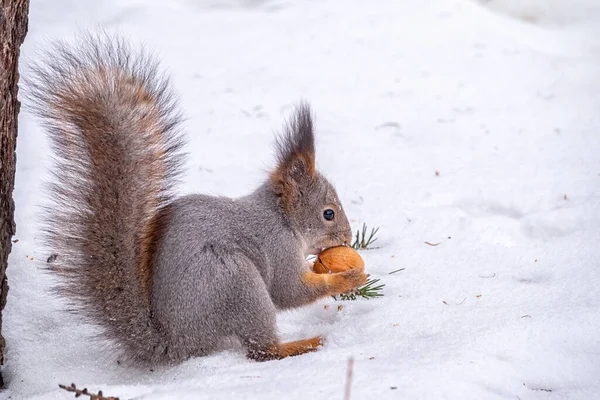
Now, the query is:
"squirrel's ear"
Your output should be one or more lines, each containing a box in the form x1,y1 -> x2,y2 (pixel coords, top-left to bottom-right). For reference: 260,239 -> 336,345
269,103 -> 316,212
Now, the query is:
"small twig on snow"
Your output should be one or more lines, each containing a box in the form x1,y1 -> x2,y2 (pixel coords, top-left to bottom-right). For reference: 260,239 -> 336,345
523,383 -> 552,392
442,297 -> 467,306
58,383 -> 120,400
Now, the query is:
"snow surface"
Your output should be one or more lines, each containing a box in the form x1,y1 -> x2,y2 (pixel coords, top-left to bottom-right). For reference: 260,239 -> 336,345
3,0 -> 600,399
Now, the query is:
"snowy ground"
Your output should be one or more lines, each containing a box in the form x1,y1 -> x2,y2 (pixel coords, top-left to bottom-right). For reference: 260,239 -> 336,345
2,0 -> 600,399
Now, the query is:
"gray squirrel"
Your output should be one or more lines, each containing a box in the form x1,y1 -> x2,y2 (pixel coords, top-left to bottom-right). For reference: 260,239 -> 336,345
26,33 -> 367,366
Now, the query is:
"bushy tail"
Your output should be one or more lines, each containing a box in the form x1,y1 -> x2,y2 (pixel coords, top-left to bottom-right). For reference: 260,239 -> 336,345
26,33 -> 185,365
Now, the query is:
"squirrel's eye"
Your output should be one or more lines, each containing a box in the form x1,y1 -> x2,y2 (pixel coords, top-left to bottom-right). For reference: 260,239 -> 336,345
323,209 -> 335,221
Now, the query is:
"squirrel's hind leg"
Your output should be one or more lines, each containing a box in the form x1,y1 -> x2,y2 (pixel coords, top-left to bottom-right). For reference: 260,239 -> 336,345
236,289 -> 323,361
223,259 -> 323,361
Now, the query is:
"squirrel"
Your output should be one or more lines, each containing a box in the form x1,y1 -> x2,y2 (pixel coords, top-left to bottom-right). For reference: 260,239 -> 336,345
26,33 -> 367,366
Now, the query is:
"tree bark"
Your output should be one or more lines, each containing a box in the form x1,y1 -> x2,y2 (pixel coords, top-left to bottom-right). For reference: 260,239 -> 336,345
0,0 -> 30,388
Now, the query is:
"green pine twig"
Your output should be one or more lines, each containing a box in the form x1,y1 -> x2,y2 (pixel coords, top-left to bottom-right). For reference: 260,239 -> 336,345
338,278 -> 385,301
351,223 -> 380,250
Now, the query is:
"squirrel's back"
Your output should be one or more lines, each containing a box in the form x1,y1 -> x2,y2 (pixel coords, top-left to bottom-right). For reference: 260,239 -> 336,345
27,33 -> 185,364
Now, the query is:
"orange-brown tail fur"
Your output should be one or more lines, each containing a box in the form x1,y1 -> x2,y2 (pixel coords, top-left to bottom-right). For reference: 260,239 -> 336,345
26,33 -> 185,365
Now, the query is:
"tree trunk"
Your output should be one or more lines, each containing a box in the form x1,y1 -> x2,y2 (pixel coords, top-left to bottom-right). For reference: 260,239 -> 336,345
0,0 -> 30,388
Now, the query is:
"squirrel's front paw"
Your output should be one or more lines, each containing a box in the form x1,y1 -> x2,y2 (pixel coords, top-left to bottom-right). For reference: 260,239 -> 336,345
302,268 -> 368,297
329,268 -> 368,294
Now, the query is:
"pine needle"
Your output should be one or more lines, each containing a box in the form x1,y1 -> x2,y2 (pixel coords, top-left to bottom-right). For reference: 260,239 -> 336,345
338,278 -> 385,300
351,223 -> 380,250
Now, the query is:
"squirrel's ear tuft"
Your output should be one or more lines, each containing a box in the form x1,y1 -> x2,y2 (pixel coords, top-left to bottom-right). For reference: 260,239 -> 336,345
273,102 -> 315,175
269,102 -> 316,212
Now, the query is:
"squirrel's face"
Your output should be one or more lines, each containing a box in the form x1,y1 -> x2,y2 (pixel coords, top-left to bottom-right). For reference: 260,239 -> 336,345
291,175 -> 352,255
269,103 -> 353,255
271,161 -> 353,255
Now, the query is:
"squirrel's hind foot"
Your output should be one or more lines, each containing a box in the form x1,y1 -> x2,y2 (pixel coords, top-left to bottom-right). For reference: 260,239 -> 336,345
246,336 -> 323,362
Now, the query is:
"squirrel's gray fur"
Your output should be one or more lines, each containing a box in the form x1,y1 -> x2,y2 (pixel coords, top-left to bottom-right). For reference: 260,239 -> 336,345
26,33 -> 366,366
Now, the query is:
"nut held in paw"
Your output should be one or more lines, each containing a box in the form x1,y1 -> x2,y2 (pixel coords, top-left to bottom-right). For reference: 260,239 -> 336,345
313,246 -> 365,274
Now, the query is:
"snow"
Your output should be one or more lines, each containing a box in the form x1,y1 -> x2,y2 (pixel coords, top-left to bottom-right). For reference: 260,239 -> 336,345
3,0 -> 600,399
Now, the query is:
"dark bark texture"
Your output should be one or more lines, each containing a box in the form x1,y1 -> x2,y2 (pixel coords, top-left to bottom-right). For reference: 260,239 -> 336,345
0,0 -> 30,388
